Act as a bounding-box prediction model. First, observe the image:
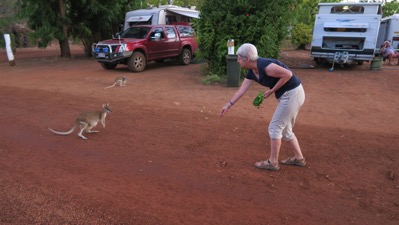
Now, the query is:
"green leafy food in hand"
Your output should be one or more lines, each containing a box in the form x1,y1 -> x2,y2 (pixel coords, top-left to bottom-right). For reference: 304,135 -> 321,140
253,91 -> 264,108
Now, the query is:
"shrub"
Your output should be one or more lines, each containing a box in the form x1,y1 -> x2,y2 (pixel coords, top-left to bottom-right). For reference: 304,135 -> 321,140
291,22 -> 312,49
194,0 -> 292,81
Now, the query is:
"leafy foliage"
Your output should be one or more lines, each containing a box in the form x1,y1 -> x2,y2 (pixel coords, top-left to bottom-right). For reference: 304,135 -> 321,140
291,22 -> 312,49
194,0 -> 293,78
290,0 -> 319,26
382,0 -> 399,17
67,0 -> 130,56
17,0 -> 63,48
16,0 -> 132,56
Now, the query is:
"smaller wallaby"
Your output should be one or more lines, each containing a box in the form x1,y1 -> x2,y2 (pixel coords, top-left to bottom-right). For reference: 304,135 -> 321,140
104,76 -> 128,89
48,103 -> 112,140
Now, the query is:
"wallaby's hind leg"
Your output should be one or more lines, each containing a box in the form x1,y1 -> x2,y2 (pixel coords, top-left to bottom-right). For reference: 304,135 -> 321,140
85,123 -> 100,133
78,122 -> 89,139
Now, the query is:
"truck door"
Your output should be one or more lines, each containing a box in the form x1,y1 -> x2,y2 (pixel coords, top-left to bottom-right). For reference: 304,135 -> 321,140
165,26 -> 181,57
147,27 -> 168,60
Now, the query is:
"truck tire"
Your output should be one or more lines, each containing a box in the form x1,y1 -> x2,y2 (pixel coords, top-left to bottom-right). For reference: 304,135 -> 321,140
128,52 -> 146,72
101,62 -> 117,70
179,48 -> 192,65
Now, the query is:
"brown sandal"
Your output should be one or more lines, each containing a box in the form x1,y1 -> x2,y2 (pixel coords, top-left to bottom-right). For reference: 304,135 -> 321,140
280,157 -> 306,167
254,160 -> 280,171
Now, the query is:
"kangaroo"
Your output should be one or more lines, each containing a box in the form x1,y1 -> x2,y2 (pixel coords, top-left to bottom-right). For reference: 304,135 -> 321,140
104,76 -> 128,89
48,103 -> 112,140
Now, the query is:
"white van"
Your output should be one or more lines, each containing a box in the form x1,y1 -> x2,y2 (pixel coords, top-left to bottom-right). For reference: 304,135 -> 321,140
310,2 -> 382,66
124,5 -> 199,30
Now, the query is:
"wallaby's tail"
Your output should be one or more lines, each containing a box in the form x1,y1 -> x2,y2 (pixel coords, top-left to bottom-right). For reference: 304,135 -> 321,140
104,82 -> 117,89
48,126 -> 75,136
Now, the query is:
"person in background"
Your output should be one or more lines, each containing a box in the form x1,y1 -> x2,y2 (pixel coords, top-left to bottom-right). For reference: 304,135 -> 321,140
219,43 -> 306,171
380,40 -> 399,65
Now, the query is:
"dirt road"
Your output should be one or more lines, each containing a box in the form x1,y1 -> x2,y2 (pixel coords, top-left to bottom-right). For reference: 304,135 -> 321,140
0,45 -> 398,224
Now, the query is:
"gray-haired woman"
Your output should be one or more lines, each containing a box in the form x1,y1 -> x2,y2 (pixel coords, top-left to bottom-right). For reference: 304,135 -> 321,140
219,43 -> 306,171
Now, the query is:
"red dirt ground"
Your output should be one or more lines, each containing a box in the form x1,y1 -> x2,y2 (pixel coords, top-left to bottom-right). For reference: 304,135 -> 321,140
0,44 -> 398,225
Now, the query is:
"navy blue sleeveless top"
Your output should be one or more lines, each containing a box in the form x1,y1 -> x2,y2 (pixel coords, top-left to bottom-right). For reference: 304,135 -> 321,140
246,58 -> 301,99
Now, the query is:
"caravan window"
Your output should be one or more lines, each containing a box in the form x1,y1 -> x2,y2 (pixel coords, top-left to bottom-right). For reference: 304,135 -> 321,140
323,22 -> 368,33
166,15 -> 177,25
330,5 -> 364,14
121,27 -> 151,39
127,16 -> 152,26
324,27 -> 367,32
129,21 -> 151,26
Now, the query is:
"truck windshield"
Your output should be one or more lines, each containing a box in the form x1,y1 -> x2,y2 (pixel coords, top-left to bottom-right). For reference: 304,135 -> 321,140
120,27 -> 151,39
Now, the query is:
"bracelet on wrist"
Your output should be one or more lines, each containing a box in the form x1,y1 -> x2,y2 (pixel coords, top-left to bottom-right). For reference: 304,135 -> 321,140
229,100 -> 234,106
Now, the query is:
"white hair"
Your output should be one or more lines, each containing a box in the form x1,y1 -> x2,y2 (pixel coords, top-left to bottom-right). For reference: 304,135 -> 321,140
236,43 -> 259,61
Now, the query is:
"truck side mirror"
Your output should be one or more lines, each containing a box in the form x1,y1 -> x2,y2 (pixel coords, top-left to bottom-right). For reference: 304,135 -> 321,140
150,33 -> 161,41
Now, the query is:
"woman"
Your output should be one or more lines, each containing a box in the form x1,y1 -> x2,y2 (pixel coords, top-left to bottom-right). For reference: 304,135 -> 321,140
219,43 -> 306,171
381,41 -> 399,65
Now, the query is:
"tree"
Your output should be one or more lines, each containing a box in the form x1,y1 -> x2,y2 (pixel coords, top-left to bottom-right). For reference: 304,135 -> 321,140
290,0 -> 319,26
194,0 -> 294,77
291,23 -> 312,49
17,0 -> 131,57
18,0 -> 71,57
382,0 -> 399,17
67,0 -> 129,56
16,0 -> 203,57
58,0 -> 70,57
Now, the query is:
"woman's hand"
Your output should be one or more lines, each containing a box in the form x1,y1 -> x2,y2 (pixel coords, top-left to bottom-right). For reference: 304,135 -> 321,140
219,101 -> 233,116
263,90 -> 273,99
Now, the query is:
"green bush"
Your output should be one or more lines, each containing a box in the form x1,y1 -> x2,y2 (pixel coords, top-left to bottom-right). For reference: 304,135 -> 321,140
194,0 -> 292,81
291,22 -> 312,49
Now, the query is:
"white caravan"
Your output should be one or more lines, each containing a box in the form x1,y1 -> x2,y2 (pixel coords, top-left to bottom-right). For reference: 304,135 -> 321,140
124,5 -> 199,30
310,2 -> 382,66
378,14 -> 399,49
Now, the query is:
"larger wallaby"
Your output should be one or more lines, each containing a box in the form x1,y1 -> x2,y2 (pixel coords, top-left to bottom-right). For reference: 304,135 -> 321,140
48,103 -> 112,140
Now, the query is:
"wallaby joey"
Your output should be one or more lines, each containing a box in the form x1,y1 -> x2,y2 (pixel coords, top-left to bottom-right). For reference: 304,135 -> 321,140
48,103 -> 112,140
104,76 -> 128,89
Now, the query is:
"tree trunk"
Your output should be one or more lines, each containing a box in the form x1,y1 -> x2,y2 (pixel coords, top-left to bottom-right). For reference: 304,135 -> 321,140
59,0 -> 71,58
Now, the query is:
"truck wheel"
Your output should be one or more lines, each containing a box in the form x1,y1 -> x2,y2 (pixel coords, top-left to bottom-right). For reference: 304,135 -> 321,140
128,52 -> 146,72
101,62 -> 117,70
179,48 -> 192,65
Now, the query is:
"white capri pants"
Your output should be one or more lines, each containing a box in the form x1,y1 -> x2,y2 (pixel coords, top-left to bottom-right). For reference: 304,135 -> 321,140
268,84 -> 305,141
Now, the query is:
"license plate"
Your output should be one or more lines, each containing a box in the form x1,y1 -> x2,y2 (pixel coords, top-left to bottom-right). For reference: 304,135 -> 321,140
98,53 -> 105,58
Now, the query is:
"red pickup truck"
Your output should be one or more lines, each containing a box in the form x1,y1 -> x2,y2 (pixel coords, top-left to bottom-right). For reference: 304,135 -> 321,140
92,24 -> 198,72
